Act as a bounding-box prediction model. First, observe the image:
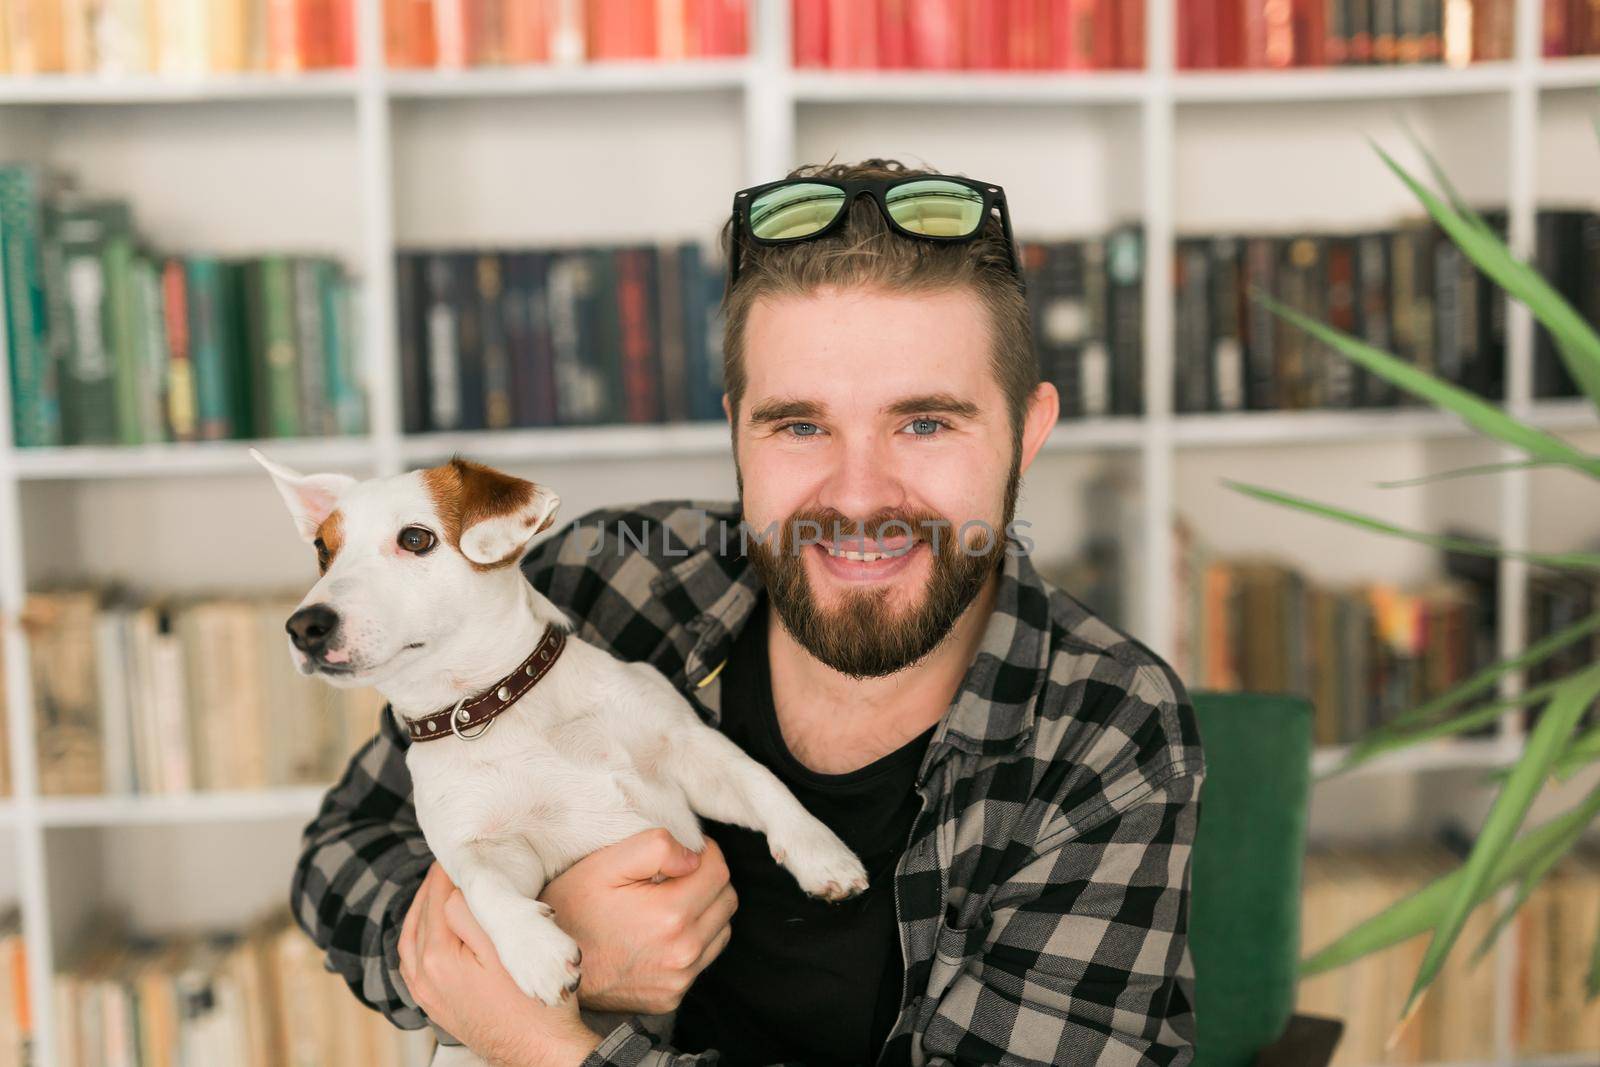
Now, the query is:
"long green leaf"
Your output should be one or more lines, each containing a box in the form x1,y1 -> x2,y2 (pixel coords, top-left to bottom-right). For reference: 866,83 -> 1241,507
1468,784 -> 1600,963
1375,145 -> 1600,415
1399,663 -> 1600,1022
1223,480 -> 1600,570
1253,294 -> 1600,479
1343,612 -> 1600,758
1375,459 -> 1557,489
1302,782 -> 1600,975
1553,723 -> 1600,781
1326,674 -> 1575,778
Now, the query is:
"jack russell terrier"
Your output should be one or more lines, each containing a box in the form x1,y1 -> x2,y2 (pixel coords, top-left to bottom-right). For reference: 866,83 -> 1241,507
253,450 -> 869,1066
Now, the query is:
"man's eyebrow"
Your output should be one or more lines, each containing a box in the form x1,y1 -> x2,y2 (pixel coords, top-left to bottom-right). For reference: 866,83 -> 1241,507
749,393 -> 983,424
749,397 -> 825,424
883,392 -> 982,419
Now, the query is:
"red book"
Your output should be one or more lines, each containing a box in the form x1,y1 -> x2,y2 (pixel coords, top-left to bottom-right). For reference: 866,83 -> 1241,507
1115,0 -> 1143,68
827,0 -> 878,67
908,0 -> 963,68
1216,0 -> 1245,66
964,0 -> 1007,68
1545,0 -> 1567,56
505,0 -> 550,63
879,0 -> 913,68
721,0 -> 747,55
633,0 -> 657,58
1293,0 -> 1327,65
332,0 -> 356,66
1002,0 -> 1039,69
617,251 -> 660,423
1052,0 -> 1098,69
1090,0 -> 1118,68
161,260 -> 196,443
1190,0 -> 1221,68
793,0 -> 829,66
1046,0 -> 1074,68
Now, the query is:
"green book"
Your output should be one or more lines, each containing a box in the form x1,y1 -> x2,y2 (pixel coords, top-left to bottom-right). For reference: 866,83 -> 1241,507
319,261 -> 364,436
0,166 -> 59,447
131,254 -> 168,443
100,217 -> 142,446
245,256 -> 300,438
292,256 -> 329,436
185,256 -> 232,440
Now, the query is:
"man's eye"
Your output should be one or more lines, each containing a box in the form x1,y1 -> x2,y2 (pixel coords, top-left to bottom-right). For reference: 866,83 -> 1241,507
398,526 -> 437,554
783,422 -> 822,437
902,417 -> 948,436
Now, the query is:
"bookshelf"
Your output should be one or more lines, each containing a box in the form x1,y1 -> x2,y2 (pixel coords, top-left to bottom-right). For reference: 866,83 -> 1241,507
0,1 -> 1598,1065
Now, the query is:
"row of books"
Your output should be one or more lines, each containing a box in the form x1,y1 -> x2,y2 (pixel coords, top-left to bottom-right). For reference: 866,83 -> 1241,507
792,0 -> 1146,71
54,910 -> 433,1067
0,912 -> 25,1067
396,242 -> 727,432
1171,210 -> 1600,415
386,0 -> 748,68
1178,0 -> 1515,69
23,589 -> 384,797
0,0 -> 356,77
1300,845 -> 1600,1064
1173,516 -> 1501,745
4,168 -> 368,449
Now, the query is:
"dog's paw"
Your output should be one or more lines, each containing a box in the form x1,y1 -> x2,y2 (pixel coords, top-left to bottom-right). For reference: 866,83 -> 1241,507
770,825 -> 869,902
498,918 -> 584,1006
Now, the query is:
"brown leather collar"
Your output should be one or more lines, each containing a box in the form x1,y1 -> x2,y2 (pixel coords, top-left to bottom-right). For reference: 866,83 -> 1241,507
401,625 -> 568,742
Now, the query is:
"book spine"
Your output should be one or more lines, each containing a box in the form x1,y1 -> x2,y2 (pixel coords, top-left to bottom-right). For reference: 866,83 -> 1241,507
292,257 -> 330,436
161,257 -> 197,442
257,256 -> 302,437
394,251 -> 429,432
477,253 -> 513,430
0,167 -> 59,446
453,252 -> 487,431
1208,235 -> 1246,412
424,252 -> 461,430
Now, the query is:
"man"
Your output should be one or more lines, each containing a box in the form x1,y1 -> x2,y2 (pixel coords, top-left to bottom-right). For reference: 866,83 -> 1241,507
291,158 -> 1205,1067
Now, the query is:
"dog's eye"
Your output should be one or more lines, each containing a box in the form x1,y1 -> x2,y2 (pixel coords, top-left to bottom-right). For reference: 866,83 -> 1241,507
314,538 -> 331,570
398,526 -> 437,554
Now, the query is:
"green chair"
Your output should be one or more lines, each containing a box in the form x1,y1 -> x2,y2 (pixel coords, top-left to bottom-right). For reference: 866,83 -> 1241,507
1189,690 -> 1341,1067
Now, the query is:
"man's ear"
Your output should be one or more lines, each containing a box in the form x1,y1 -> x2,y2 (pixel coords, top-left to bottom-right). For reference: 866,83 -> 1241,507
1017,382 -> 1060,477
250,448 -> 357,543
427,458 -> 561,567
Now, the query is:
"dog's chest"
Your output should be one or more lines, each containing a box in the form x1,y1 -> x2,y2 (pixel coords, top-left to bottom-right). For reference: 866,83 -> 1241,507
405,702 -> 655,847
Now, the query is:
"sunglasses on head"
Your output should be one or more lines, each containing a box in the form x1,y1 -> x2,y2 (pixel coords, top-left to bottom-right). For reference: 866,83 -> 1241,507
727,174 -> 1024,291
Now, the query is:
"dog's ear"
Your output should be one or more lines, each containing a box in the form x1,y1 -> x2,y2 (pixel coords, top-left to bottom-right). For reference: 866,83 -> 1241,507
250,448 -> 357,543
425,458 -> 561,567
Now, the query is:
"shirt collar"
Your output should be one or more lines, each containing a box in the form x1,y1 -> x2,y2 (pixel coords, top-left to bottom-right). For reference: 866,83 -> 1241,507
649,503 -> 1051,761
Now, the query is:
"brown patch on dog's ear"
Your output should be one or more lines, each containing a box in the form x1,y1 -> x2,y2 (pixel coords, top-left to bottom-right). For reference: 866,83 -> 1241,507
421,457 -> 547,571
315,510 -> 344,575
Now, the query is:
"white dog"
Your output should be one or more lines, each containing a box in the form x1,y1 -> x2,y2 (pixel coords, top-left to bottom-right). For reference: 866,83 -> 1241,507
254,450 -> 869,1066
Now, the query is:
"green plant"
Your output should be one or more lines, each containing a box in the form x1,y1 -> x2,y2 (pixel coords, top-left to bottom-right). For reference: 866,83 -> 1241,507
1225,139 -> 1600,1037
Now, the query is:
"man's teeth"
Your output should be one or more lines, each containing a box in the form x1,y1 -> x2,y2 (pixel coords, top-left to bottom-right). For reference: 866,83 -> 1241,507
824,543 -> 904,562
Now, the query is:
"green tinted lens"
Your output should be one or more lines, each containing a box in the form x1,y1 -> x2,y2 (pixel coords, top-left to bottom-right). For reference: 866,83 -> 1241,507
748,183 -> 847,240
884,179 -> 986,237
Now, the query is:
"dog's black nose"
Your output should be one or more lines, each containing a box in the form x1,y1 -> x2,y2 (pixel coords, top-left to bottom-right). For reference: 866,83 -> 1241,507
286,604 -> 340,655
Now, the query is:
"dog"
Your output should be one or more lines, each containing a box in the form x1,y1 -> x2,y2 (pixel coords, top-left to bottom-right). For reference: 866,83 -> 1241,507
254,450 -> 870,1066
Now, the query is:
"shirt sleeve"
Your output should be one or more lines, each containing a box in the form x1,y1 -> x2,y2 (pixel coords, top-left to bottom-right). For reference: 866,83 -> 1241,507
919,766 -> 1203,1067
288,700 -> 434,1029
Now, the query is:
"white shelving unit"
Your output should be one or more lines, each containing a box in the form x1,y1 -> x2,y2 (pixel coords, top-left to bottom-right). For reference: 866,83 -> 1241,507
0,1 -> 1597,1064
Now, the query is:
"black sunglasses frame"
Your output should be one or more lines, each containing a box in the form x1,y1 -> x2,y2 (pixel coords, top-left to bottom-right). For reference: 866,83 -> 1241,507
727,174 -> 1024,291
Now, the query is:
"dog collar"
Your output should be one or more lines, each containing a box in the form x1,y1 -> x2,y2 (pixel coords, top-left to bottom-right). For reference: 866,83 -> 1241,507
401,625 -> 568,743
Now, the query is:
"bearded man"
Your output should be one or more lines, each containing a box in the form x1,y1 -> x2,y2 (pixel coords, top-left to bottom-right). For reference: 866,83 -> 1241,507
291,158 -> 1205,1067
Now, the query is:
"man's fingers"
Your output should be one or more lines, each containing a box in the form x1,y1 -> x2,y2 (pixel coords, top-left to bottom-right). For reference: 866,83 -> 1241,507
609,828 -> 703,885
687,881 -> 738,943
687,919 -> 733,976
444,887 -> 501,968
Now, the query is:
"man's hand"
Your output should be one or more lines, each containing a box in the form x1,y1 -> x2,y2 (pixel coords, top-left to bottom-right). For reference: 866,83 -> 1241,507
538,829 -> 737,1015
398,862 -> 604,1067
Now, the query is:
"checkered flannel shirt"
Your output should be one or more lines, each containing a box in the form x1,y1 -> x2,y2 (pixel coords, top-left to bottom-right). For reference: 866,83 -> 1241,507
290,499 -> 1206,1067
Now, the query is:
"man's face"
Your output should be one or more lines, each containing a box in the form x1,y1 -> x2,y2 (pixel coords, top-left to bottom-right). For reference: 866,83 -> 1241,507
730,284 -> 1027,678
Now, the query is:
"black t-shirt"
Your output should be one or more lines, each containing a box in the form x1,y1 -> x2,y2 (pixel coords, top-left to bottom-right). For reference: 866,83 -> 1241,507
670,593 -> 936,1067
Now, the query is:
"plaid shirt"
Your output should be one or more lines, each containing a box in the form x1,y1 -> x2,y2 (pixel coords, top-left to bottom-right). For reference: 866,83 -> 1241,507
291,500 -> 1206,1067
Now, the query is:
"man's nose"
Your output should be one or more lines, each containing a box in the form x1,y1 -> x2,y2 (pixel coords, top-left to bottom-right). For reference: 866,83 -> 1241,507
817,434 -> 904,522
286,604 -> 340,654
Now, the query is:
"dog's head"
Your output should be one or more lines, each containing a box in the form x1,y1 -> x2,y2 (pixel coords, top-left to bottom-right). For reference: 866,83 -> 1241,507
251,449 -> 561,689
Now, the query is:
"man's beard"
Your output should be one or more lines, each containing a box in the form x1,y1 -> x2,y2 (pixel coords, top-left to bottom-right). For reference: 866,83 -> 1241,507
741,459 -> 1021,679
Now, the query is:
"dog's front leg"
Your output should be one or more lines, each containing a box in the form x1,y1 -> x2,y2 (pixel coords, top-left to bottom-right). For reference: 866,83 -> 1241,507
432,836 -> 584,1008
657,717 -> 870,902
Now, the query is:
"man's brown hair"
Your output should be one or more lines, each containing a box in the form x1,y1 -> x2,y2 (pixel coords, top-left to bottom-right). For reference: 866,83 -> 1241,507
717,158 -> 1038,452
